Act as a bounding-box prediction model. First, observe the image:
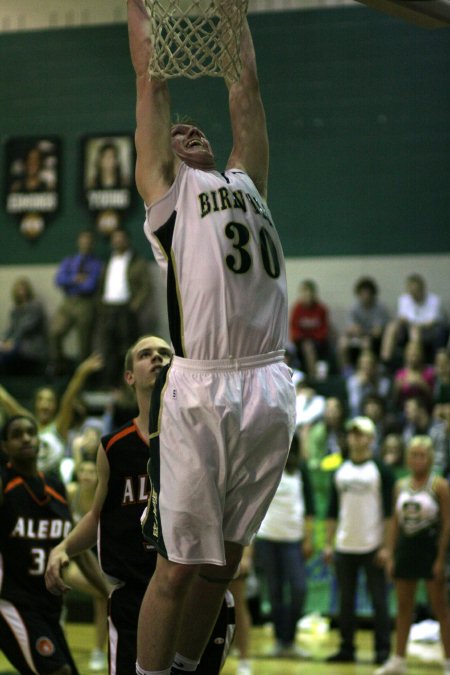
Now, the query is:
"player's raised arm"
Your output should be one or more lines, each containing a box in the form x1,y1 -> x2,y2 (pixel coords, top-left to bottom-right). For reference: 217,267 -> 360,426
226,17 -> 269,200
127,0 -> 175,205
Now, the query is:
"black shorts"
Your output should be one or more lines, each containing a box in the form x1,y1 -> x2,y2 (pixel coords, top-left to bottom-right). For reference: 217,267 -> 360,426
0,599 -> 79,675
109,585 -> 235,675
394,529 -> 438,580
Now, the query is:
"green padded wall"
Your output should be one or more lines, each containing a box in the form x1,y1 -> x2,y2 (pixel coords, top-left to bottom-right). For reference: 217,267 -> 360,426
1,7 -> 449,263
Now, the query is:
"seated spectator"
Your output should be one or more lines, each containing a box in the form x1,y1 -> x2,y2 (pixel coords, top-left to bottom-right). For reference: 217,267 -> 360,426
401,397 -> 449,475
381,433 -> 406,475
289,279 -> 330,380
295,379 -> 326,452
346,350 -> 391,418
338,276 -> 389,373
381,274 -> 448,367
392,340 -> 435,412
49,229 -> 103,373
0,276 -> 48,374
361,393 -> 400,458
433,348 -> 450,422
305,396 -> 348,469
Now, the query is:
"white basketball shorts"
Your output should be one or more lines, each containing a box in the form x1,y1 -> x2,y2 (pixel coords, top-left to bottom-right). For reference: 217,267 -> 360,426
142,351 -> 296,565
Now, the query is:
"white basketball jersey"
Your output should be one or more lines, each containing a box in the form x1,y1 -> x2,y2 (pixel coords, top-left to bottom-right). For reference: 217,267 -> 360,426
144,163 -> 289,360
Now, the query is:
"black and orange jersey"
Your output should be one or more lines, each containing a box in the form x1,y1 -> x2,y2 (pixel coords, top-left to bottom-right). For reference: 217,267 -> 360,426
99,420 -> 157,587
0,465 -> 72,611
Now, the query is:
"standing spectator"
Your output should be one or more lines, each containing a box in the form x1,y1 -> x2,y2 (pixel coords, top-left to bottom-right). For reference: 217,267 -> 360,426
392,340 -> 435,412
289,280 -> 330,380
324,416 -> 394,665
338,277 -> 390,373
49,230 -> 103,372
0,414 -> 108,674
0,276 -> 48,374
401,397 -> 449,475
255,435 -> 315,659
381,274 -> 447,367
346,350 -> 391,418
375,436 -> 450,675
97,227 -> 152,388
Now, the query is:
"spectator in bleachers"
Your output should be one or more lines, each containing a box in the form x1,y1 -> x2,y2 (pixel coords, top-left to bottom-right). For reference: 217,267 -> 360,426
289,279 -> 330,380
361,393 -> 398,458
433,348 -> 450,411
49,230 -> 103,373
295,379 -> 326,454
381,274 -> 448,367
381,434 -> 406,475
0,353 -> 104,479
305,396 -> 348,469
338,277 -> 389,374
0,276 -> 48,374
392,340 -> 435,412
401,397 -> 449,475
346,350 -> 391,418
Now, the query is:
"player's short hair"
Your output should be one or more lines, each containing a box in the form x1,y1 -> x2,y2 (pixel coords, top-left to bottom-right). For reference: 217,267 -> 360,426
1,415 -> 38,442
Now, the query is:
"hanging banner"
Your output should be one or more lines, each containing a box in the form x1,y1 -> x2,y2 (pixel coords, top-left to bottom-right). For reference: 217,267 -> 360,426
82,134 -> 134,236
4,136 -> 61,240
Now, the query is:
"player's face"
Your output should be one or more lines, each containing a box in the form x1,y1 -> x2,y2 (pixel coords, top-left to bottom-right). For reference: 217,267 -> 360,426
3,418 -> 39,464
407,444 -> 431,476
171,124 -> 215,170
129,337 -> 172,390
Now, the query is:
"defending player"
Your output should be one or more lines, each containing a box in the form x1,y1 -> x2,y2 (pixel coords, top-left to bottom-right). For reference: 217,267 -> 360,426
127,1 -> 296,673
0,415 -> 108,675
45,335 -> 235,675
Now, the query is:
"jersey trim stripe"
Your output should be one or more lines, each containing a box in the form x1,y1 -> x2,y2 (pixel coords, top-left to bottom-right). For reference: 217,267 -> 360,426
0,599 -> 38,673
4,477 -> 23,493
104,423 -> 138,454
153,212 -> 185,357
45,485 -> 67,505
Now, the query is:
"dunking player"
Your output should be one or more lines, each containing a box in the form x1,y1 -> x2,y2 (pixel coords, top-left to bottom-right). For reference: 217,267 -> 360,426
0,415 -> 108,675
45,335 -> 235,675
127,1 -> 296,673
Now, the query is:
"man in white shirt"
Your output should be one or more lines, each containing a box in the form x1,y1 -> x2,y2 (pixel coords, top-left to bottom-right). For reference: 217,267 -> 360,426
381,274 -> 448,366
98,227 -> 152,387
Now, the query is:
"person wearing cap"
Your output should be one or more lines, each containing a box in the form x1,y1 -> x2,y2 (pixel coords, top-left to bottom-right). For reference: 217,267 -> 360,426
324,416 -> 395,665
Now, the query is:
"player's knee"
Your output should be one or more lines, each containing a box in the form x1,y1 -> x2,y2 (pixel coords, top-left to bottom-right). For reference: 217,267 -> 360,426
154,558 -> 199,595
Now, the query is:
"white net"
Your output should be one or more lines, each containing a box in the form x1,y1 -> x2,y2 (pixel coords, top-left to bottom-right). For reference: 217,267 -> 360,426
144,0 -> 249,80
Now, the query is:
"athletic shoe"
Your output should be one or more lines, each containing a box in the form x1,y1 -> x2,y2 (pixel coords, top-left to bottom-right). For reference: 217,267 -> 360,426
326,650 -> 355,663
281,644 -> 311,659
374,655 -> 407,674
89,648 -> 107,672
236,659 -> 252,675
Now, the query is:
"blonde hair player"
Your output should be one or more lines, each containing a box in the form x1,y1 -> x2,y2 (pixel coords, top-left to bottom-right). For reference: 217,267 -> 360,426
127,1 -> 296,674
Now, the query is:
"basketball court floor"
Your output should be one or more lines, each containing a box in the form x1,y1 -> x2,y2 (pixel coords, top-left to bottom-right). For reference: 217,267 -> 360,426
0,622 -> 445,674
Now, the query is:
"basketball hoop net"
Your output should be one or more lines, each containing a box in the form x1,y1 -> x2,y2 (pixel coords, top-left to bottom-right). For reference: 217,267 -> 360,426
144,0 -> 249,80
